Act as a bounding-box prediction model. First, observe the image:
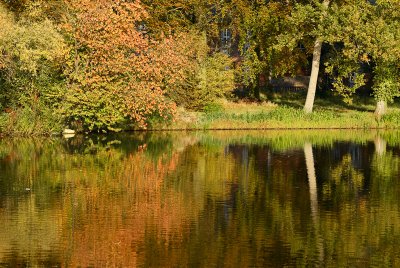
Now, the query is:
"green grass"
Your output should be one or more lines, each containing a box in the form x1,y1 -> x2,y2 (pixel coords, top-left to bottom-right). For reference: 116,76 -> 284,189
3,91 -> 400,135
165,92 -> 400,130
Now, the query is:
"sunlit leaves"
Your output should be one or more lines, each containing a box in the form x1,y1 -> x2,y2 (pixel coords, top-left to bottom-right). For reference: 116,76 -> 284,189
373,64 -> 400,103
166,32 -> 235,110
63,0 -> 193,130
324,0 -> 400,103
0,2 -> 67,134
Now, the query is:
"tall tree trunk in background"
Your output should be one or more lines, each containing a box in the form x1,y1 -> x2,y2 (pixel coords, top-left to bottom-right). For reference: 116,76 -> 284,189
304,39 -> 323,113
374,100 -> 387,119
303,0 -> 330,114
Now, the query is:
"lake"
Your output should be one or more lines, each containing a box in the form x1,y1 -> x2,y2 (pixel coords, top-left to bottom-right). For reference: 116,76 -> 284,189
0,130 -> 399,267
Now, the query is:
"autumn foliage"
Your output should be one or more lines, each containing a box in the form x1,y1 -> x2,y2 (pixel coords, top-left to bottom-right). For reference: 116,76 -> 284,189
63,0 -> 193,130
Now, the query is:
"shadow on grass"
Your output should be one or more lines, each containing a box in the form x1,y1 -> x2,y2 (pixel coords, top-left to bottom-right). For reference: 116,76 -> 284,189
263,88 -> 376,113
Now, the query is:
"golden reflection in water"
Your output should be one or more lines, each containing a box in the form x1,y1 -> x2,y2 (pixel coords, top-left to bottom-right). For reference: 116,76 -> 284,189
0,131 -> 400,266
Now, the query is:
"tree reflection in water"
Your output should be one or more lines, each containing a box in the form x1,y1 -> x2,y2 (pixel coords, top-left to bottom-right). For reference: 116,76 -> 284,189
0,131 -> 399,266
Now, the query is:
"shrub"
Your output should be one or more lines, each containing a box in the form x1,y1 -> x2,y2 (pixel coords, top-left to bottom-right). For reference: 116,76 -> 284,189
166,32 -> 235,111
0,3 -> 67,135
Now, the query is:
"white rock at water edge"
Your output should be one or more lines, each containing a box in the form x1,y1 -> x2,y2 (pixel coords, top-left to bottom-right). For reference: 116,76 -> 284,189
62,129 -> 75,134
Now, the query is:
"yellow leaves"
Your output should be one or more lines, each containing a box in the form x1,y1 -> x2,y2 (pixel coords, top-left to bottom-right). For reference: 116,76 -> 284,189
0,4 -> 14,69
0,4 -> 14,37
360,53 -> 370,63
0,3 -> 67,79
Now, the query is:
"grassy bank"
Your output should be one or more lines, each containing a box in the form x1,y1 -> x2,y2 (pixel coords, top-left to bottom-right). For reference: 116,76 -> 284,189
163,97 -> 400,130
2,95 -> 400,136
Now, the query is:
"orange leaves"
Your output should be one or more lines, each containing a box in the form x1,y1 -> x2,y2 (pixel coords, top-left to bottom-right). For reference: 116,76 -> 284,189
65,0 -> 148,72
63,0 -> 189,130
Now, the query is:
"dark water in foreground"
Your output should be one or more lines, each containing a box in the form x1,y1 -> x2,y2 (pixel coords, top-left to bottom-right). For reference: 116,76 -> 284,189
0,130 -> 400,267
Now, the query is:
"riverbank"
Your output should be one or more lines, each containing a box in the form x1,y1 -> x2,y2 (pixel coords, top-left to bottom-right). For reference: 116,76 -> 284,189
155,100 -> 400,131
1,98 -> 400,136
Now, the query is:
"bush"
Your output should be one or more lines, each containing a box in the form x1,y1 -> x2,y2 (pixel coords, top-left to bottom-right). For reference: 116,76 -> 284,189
0,3 -> 67,135
0,106 -> 63,135
203,102 -> 224,114
166,32 -> 235,111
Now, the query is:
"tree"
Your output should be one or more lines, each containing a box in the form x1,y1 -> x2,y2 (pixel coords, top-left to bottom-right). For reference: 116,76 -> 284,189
63,0 -> 193,131
276,0 -> 330,113
141,0 -> 236,110
303,0 -> 330,113
366,0 -> 400,117
323,0 -> 400,117
237,1 -> 298,99
236,0 -> 331,106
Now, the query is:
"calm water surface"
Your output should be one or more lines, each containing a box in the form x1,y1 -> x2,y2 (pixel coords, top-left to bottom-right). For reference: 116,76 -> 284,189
0,130 -> 400,267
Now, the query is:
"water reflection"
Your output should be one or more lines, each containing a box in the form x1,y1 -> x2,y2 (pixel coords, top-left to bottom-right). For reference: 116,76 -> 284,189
0,131 -> 400,266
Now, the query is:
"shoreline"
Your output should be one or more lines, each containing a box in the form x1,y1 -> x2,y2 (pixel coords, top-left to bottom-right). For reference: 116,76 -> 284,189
1,125 -> 400,138
2,103 -> 400,136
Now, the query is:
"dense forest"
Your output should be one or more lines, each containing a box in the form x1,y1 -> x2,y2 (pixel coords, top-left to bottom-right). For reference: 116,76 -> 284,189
0,0 -> 399,134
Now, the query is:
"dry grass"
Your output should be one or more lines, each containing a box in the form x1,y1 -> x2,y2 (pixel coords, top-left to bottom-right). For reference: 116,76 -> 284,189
218,99 -> 277,114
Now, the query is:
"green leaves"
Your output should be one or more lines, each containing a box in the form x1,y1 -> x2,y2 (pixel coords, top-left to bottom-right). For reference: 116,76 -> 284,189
318,0 -> 400,104
373,64 -> 400,102
0,3 -> 67,134
3,20 -> 65,77
166,32 -> 235,111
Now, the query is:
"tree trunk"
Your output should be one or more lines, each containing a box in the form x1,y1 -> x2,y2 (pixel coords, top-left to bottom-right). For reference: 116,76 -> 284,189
303,0 -> 330,114
374,100 -> 387,118
304,39 -> 323,113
